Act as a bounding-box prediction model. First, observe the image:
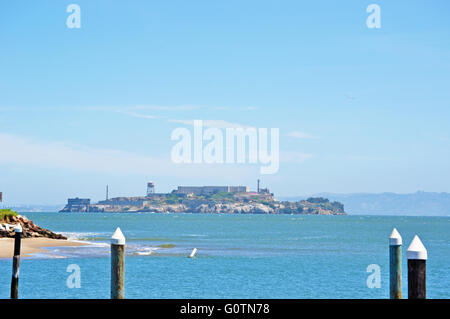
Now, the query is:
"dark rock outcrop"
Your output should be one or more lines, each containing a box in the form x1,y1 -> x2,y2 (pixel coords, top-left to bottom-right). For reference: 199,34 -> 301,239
0,215 -> 67,239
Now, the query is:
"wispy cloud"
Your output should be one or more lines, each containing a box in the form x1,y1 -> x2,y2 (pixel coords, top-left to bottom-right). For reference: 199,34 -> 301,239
116,111 -> 159,120
0,133 -> 257,178
286,131 -> 318,140
344,93 -> 356,101
0,133 -> 163,174
132,105 -> 258,112
280,151 -> 313,163
210,106 -> 258,111
343,155 -> 390,161
0,104 -> 257,112
133,105 -> 199,111
168,119 -> 254,129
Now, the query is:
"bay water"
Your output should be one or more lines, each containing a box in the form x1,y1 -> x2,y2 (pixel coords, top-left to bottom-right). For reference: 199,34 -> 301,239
0,213 -> 448,299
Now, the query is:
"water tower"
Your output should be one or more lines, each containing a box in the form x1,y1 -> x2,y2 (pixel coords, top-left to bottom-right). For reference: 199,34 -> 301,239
147,182 -> 155,196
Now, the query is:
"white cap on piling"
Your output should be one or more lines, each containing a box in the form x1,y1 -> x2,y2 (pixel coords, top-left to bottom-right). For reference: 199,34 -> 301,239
14,224 -> 22,233
111,227 -> 126,245
407,235 -> 427,260
389,228 -> 402,246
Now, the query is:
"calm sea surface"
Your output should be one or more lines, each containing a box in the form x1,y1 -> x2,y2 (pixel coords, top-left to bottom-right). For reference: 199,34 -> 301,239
0,213 -> 448,299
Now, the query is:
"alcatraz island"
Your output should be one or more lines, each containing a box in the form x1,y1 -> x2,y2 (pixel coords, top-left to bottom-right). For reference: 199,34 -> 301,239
60,181 -> 346,215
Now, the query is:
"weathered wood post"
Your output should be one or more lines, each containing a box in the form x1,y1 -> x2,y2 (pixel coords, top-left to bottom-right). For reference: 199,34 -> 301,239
407,235 -> 427,299
10,223 -> 22,299
111,227 -> 125,299
389,228 -> 402,299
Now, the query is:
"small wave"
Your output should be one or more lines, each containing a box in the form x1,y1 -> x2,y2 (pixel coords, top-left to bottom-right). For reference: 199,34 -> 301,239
60,232 -> 104,241
83,241 -> 110,248
59,232 -> 112,249
133,247 -> 159,256
29,252 -> 68,259
127,237 -> 175,242
135,251 -> 153,256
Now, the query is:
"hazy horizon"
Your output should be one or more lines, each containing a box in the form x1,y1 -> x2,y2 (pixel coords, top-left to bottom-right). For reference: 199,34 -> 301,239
4,190 -> 450,207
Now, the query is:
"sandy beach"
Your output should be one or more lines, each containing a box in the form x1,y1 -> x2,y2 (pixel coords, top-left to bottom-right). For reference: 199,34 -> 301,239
0,238 -> 87,258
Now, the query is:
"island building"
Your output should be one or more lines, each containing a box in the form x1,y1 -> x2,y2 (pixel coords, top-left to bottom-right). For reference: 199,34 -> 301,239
175,186 -> 249,195
64,198 -> 91,212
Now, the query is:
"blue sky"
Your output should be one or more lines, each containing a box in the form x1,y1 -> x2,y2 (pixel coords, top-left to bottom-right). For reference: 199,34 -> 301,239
0,0 -> 449,204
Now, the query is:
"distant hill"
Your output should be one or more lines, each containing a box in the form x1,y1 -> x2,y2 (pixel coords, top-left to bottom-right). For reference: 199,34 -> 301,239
279,192 -> 450,216
1,204 -> 64,213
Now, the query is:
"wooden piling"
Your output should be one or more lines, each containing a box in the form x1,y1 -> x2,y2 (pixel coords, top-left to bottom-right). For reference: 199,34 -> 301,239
389,228 -> 402,299
407,235 -> 427,299
111,227 -> 125,299
10,224 -> 22,299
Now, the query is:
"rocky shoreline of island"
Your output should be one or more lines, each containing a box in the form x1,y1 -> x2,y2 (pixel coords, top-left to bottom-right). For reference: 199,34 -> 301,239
106,198 -> 346,215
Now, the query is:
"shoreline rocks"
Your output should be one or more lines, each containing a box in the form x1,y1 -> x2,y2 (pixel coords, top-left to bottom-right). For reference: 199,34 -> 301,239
0,215 -> 67,239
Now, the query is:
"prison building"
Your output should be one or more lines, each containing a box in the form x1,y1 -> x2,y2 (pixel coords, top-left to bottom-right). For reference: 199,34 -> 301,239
65,198 -> 91,212
175,186 -> 249,195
